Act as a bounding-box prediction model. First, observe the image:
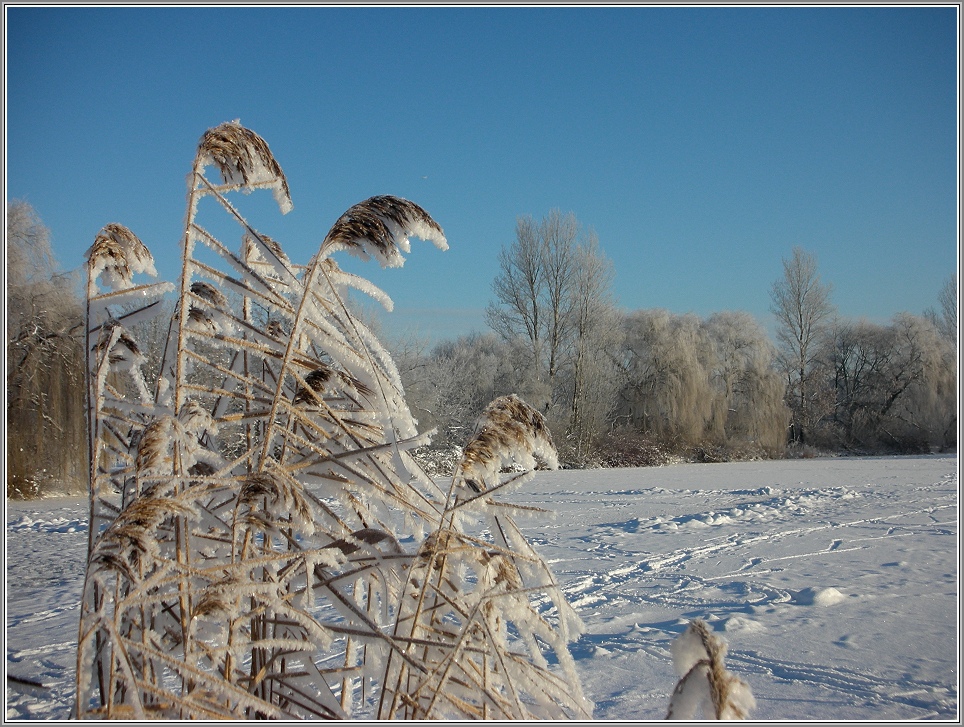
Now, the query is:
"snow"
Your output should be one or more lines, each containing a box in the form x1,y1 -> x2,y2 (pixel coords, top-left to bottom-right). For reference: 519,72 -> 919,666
5,454 -> 958,721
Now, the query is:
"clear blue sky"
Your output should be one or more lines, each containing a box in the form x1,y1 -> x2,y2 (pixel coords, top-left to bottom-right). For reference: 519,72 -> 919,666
6,5 -> 959,343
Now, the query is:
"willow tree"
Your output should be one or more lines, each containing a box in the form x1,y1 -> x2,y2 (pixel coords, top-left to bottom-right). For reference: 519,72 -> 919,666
7,200 -> 86,498
616,309 -> 714,447
704,311 -> 788,456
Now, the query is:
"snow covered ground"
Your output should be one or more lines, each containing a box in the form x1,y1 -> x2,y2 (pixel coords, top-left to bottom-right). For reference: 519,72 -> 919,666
5,454 -> 958,721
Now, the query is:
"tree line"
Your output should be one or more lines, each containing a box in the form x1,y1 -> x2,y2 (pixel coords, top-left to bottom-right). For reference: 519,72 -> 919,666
770,247 -> 956,454
5,201 -> 958,496
397,213 -> 957,468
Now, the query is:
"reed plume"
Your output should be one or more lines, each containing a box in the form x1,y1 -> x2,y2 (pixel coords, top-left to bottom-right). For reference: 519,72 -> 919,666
458,393 -> 558,492
86,223 -> 157,291
322,195 -> 447,268
196,120 -> 292,211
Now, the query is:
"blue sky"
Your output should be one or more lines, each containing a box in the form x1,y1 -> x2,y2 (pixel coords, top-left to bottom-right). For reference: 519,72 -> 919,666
6,5 -> 959,343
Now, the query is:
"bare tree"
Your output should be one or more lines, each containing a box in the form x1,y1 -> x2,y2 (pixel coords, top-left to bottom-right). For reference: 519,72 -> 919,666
486,209 -> 581,411
925,273 -> 957,345
826,313 -> 955,452
938,274 -> 957,339
769,247 -> 836,444
567,230 -> 619,459
487,215 -> 544,372
400,333 -> 533,447
6,200 -> 86,497
540,209 -> 578,387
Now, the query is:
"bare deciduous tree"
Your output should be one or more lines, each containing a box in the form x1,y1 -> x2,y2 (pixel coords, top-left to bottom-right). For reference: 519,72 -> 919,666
487,215 -> 544,371
769,247 -> 836,444
937,274 -> 957,341
486,210 -> 622,463
486,209 -> 582,411
825,313 -> 955,452
925,273 -> 957,345
540,209 -> 578,387
567,231 -> 620,460
401,334 -> 521,442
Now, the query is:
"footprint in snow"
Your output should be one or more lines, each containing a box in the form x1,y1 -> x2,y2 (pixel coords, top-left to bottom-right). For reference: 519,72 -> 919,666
835,634 -> 859,649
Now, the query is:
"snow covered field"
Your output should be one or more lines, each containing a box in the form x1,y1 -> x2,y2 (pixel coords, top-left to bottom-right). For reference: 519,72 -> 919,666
5,454 -> 958,721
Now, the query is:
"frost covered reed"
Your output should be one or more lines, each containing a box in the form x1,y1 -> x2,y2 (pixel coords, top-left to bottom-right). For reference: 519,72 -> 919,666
666,619 -> 756,720
196,120 -> 292,212
322,194 -> 448,268
77,121 -> 591,721
457,393 -> 559,493
78,120 -> 757,723
86,223 -> 158,292
376,393 -> 591,720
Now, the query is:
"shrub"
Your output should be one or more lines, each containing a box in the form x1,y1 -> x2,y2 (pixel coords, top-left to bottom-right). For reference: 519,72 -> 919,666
594,429 -> 680,468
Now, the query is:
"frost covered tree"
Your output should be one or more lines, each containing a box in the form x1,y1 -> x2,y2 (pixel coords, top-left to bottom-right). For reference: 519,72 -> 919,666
823,313 -> 955,452
487,214 -> 546,376
6,200 -> 86,498
925,273 -> 957,345
75,121 -> 592,720
565,231 -> 621,461
769,246 -> 836,444
703,311 -> 789,457
612,309 -> 787,459
486,209 -> 586,411
401,333 -> 538,453
615,309 -> 714,447
539,210 -> 580,390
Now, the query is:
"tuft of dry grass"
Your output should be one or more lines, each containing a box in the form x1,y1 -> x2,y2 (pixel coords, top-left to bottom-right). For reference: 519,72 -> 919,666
666,619 -> 755,720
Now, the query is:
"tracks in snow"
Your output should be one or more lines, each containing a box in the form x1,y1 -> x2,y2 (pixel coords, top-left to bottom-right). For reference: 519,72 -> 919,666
729,649 -> 958,718
553,479 -> 957,615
